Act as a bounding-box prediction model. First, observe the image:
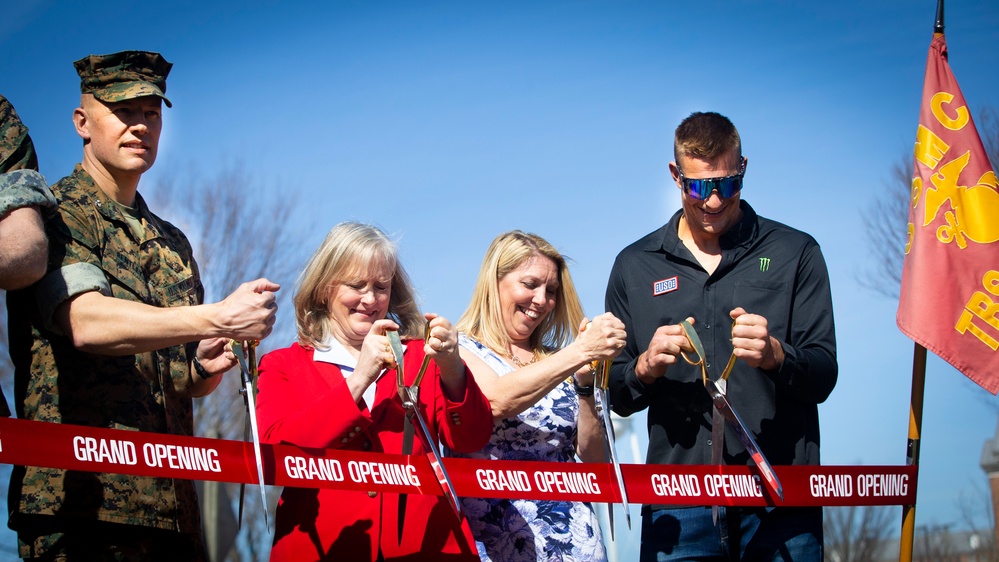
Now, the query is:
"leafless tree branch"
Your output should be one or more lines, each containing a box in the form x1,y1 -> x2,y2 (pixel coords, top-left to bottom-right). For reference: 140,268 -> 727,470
824,505 -> 894,562
146,160 -> 311,560
857,105 -> 999,301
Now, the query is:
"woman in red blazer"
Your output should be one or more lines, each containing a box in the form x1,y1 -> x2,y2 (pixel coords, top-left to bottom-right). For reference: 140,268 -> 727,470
256,222 -> 493,562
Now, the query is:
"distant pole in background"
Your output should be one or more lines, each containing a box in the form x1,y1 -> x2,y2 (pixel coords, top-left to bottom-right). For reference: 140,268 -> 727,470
198,430 -> 238,562
606,508 -> 620,562
610,412 -> 642,562
605,414 -> 623,562
979,419 -> 999,554
201,478 -> 222,561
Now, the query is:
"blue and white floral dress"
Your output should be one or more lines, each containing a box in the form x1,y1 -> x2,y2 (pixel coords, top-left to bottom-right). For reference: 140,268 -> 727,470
448,334 -> 606,562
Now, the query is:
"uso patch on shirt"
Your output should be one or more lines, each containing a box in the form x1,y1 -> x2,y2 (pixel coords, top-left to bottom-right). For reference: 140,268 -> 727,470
652,276 -> 678,296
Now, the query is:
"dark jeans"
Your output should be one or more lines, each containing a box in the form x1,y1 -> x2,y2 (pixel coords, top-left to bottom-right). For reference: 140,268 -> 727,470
640,506 -> 822,562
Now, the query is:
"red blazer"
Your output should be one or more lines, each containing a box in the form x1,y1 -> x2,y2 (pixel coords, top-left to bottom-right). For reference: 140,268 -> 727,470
256,340 -> 492,562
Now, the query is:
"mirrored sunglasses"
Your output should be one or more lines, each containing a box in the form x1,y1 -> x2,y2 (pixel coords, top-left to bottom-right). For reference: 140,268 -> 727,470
677,158 -> 746,200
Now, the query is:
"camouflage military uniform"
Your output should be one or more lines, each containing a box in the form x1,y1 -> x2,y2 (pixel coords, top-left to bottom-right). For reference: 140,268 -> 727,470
1,93 -> 41,172
0,93 -> 56,247
7,164 -> 206,560
1,93 -> 56,418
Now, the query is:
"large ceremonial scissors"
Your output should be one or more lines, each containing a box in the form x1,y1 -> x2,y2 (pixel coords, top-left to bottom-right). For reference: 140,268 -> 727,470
678,320 -> 784,502
387,329 -> 462,542
591,359 -> 631,539
231,339 -> 270,532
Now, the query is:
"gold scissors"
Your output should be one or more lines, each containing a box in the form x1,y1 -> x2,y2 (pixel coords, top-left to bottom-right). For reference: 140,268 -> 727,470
387,327 -> 462,541
678,320 -> 784,502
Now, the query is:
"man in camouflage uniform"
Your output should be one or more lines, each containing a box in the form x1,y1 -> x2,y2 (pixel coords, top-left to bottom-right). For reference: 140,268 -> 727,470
7,51 -> 280,561
0,94 -> 54,292
1,94 -> 56,418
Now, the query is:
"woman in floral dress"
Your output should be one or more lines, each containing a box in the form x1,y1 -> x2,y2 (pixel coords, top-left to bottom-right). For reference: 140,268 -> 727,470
448,231 -> 627,561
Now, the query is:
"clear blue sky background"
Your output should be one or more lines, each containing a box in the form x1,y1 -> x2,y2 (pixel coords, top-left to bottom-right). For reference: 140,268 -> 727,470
2,0 -> 998,559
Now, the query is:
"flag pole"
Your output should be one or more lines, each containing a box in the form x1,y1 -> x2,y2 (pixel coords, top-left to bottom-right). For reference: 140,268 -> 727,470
897,0 -> 998,551
898,4 -> 942,560
898,343 -> 927,562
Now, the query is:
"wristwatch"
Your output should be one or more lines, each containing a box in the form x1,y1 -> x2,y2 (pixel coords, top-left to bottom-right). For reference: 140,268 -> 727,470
572,376 -> 594,397
192,357 -> 218,380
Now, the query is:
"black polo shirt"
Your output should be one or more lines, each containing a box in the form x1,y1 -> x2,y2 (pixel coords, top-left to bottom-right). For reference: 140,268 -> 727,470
605,201 -> 837,472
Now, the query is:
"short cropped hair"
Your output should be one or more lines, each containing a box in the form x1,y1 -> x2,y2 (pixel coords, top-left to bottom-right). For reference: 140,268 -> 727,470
294,222 -> 423,348
456,231 -> 584,361
673,111 -> 742,164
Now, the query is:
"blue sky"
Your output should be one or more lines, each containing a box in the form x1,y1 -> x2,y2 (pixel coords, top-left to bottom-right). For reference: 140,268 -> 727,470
2,0 -> 999,559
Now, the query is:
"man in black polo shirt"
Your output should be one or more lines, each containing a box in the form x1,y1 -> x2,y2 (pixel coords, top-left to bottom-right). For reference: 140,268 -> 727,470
605,111 -> 837,561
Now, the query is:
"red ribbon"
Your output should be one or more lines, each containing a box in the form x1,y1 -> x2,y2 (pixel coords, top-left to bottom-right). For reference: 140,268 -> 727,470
0,417 -> 915,507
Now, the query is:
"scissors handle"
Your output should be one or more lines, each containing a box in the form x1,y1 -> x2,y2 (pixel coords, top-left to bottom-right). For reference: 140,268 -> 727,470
387,331 -> 409,403
590,360 -> 612,391
679,320 -> 738,382
413,323 -> 433,389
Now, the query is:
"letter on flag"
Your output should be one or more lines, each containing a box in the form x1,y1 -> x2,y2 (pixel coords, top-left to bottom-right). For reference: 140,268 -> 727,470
896,30 -> 999,393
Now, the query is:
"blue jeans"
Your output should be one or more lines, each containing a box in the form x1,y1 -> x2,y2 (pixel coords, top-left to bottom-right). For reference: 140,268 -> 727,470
640,506 -> 822,562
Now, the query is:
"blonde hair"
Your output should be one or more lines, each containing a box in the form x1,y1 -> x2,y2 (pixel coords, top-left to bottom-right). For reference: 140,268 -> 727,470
456,231 -> 584,360
294,222 -> 423,348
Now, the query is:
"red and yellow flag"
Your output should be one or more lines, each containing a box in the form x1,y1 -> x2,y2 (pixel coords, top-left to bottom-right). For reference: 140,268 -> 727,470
897,32 -> 999,394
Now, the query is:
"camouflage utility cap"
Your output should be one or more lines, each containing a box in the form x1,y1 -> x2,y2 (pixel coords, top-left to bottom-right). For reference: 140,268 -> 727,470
74,50 -> 173,107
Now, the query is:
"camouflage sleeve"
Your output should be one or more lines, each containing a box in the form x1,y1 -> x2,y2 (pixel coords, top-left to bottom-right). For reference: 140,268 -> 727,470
34,191 -> 109,332
35,262 -> 112,332
0,93 -> 39,173
0,170 -> 56,215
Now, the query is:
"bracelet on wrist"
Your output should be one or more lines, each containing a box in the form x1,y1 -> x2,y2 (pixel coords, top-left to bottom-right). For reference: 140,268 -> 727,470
193,357 -> 219,380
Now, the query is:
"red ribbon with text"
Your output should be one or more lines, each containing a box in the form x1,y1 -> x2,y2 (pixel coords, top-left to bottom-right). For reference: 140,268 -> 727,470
0,417 -> 915,507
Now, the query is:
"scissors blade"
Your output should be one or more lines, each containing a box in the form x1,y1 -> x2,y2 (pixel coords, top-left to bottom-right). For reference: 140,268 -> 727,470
386,318 -> 410,533
397,394 -> 416,544
232,340 -> 271,532
594,360 -> 631,534
409,407 -> 463,520
237,415 -> 250,529
703,378 -> 784,501
412,323 -> 432,389
593,388 -> 615,540
709,380 -> 725,525
595,389 -> 631,538
710,377 -> 726,468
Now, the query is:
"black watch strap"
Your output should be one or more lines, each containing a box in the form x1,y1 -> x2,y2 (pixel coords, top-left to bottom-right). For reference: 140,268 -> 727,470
193,357 -> 218,380
572,377 -> 594,397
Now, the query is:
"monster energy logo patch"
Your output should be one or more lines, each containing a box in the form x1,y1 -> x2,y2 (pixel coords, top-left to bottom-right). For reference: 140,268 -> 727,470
759,257 -> 771,272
